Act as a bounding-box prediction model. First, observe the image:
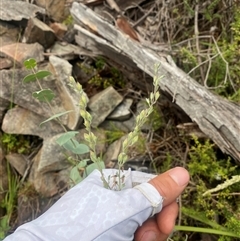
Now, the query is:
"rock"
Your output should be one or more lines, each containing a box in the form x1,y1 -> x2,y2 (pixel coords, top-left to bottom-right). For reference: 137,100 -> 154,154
31,128 -> 106,174
35,0 -> 69,22
29,134 -> 70,197
23,18 -> 56,49
0,21 -> 20,47
2,106 -> 63,139
31,163 -> 70,197
63,28 -> 77,43
0,43 -> 44,66
104,136 -> 125,168
0,58 -> 13,69
0,97 -> 10,122
49,55 -> 82,130
100,117 -> 135,133
49,22 -> 67,39
5,153 -> 27,176
49,41 -> 82,60
107,98 -> 133,121
29,128 -> 106,197
30,134 -> 70,175
0,1 -> 45,23
88,86 -> 124,127
0,59 -> 81,130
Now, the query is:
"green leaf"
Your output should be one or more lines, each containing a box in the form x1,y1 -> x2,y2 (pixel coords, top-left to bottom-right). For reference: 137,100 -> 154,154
83,161 -> 105,177
24,58 -> 37,69
56,131 -> 79,146
70,166 -> 83,185
63,139 -> 89,154
174,226 -> 240,238
23,71 -> 52,83
23,73 -> 38,83
35,70 -> 52,80
77,160 -> 88,168
33,89 -> 55,102
40,110 -> 73,126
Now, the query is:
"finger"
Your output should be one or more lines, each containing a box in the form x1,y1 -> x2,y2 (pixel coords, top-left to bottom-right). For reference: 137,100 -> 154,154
134,217 -> 161,241
148,167 -> 189,206
134,202 -> 178,241
156,201 -> 179,235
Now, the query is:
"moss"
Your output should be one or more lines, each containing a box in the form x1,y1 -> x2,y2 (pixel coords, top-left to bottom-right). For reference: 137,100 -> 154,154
62,15 -> 73,26
88,57 -> 126,89
0,134 -> 31,154
105,129 -> 125,145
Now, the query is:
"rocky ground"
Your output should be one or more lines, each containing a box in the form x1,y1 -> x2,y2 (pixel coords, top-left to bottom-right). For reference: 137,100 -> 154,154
0,0 -> 240,240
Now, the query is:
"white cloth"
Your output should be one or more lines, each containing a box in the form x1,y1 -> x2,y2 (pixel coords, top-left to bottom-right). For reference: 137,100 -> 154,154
4,169 -> 163,241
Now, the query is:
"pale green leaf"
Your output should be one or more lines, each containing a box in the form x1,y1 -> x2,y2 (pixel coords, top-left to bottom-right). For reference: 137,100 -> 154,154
70,166 -> 83,185
32,89 -> 55,102
63,139 -> 89,154
56,131 -> 79,146
83,161 -> 105,177
40,110 -> 73,126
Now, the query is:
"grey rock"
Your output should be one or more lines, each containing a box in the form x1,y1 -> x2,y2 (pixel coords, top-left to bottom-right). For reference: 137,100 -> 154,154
0,1 -> 45,22
88,86 -> 123,127
2,106 -> 63,139
5,153 -> 27,176
0,58 -> 13,69
100,117 -> 135,133
29,134 -> 70,196
0,57 -> 81,130
23,18 -> 56,49
35,0 -> 69,22
49,42 -> 82,60
0,68 -> 61,122
107,98 -> 133,121
0,21 -> 20,47
104,136 -> 125,168
0,42 -> 44,66
0,97 -> 10,122
31,134 -> 70,175
49,55 -> 82,130
29,128 -> 106,196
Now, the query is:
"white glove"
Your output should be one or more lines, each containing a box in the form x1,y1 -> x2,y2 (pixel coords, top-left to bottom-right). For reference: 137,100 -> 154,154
4,169 -> 163,241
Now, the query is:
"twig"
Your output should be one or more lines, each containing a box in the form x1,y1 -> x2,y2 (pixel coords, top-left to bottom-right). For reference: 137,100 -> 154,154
211,36 -> 236,91
132,5 -> 155,28
106,0 -> 120,13
194,4 -> 205,84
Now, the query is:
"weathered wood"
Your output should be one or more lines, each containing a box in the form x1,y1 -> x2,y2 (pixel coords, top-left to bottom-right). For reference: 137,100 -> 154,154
70,2 -> 240,163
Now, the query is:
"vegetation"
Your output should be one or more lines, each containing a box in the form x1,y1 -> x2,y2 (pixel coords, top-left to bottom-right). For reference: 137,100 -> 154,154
1,1 -> 239,240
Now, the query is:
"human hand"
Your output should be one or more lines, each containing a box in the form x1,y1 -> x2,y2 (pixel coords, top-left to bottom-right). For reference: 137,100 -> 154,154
4,167 -> 189,241
134,167 -> 189,241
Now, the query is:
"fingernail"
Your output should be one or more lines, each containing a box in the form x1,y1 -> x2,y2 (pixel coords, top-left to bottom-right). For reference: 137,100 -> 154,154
168,167 -> 189,186
140,231 -> 157,241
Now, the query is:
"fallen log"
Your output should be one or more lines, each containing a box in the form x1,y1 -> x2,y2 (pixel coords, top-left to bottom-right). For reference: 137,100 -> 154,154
70,2 -> 240,163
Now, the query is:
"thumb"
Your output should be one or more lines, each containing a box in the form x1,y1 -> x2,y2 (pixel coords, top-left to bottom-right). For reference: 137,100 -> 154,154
148,167 -> 189,206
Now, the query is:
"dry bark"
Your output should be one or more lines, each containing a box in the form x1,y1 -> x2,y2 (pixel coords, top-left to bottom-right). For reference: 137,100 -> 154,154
70,2 -> 240,163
